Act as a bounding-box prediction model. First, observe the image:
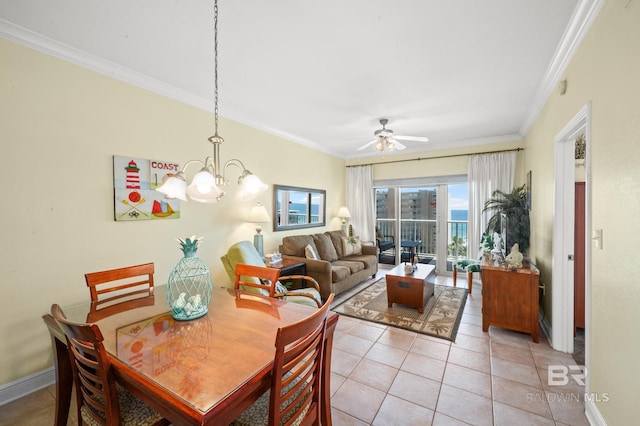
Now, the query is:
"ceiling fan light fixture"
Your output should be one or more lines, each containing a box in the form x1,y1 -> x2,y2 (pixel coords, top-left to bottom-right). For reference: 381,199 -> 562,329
386,139 -> 395,150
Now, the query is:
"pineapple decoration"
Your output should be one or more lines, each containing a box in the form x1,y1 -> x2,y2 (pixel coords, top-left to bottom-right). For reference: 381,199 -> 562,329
166,236 -> 213,320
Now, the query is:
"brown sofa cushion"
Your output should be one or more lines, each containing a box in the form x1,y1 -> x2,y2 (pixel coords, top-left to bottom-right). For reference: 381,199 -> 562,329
343,253 -> 377,269
332,260 -> 365,274
312,233 -> 338,261
281,235 -> 315,257
331,265 -> 351,282
325,230 -> 347,258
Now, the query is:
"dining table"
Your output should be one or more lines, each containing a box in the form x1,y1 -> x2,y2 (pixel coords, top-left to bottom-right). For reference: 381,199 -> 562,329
44,285 -> 338,426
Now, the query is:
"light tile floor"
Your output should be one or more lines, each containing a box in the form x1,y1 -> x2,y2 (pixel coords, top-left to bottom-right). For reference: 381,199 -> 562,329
0,267 -> 589,426
329,267 -> 589,425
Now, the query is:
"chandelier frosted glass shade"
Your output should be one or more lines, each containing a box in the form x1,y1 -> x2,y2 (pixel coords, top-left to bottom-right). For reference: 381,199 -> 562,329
156,172 -> 188,202
186,169 -> 223,203
236,172 -> 268,201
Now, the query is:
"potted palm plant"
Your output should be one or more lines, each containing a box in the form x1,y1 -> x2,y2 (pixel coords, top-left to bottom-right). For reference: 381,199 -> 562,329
483,184 -> 530,254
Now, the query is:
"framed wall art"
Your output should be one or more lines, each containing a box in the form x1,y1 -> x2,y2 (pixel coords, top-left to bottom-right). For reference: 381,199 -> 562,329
113,155 -> 181,221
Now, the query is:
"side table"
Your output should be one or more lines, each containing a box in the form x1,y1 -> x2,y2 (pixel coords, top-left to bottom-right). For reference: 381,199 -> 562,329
275,259 -> 307,289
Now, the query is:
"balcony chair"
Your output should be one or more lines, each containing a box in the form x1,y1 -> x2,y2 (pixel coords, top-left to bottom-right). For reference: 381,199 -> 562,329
375,226 -> 395,263
50,304 -> 169,426
231,293 -> 334,426
222,241 -> 322,308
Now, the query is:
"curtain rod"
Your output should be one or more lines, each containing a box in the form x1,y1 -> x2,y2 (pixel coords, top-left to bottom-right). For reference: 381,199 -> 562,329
346,147 -> 523,168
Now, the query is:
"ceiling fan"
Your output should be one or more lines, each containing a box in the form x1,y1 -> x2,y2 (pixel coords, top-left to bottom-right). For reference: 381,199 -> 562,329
357,118 -> 430,153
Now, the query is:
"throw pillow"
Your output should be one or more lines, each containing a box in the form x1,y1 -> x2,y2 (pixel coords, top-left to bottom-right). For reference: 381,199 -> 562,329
312,233 -> 338,261
305,243 -> 320,260
326,230 -> 347,258
342,236 -> 362,256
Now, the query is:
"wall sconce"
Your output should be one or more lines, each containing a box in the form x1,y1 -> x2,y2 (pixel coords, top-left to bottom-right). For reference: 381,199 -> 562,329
248,202 -> 271,257
337,206 -> 351,233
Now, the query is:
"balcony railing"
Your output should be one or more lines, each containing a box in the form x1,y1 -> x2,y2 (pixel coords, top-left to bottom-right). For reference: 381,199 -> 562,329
376,219 -> 469,266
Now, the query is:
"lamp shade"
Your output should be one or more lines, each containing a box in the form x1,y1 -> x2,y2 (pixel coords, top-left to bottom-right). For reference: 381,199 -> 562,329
337,206 -> 351,219
185,169 -> 223,203
156,174 -> 188,202
236,173 -> 268,201
248,202 -> 271,223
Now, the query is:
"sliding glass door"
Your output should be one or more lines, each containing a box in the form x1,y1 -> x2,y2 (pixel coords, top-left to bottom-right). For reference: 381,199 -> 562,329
375,181 -> 468,274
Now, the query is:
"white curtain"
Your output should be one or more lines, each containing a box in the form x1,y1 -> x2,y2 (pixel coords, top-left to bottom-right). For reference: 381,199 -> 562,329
346,165 -> 376,243
468,152 -> 516,258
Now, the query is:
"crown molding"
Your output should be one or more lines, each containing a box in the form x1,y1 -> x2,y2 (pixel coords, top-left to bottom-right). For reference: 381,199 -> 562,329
0,19 -> 213,113
519,0 -> 606,137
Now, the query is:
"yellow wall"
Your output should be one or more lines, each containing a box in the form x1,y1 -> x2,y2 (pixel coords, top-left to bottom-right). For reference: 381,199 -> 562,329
525,0 -> 640,422
0,39 -> 346,385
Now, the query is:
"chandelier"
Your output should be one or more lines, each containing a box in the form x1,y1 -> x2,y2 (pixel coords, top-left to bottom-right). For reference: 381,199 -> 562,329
156,0 -> 267,203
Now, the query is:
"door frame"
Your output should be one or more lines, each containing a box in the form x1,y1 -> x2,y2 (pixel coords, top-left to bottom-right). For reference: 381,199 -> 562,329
552,102 -> 591,372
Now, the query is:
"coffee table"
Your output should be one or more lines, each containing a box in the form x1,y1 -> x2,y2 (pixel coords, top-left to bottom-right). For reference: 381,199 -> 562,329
386,263 -> 436,313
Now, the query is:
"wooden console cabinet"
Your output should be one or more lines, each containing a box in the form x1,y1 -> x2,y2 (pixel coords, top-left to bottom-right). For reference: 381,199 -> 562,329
481,261 -> 540,342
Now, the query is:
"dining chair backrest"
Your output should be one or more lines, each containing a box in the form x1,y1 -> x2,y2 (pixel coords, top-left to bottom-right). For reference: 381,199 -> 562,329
269,293 -> 334,426
85,262 -> 155,303
234,263 -> 281,297
51,304 -> 168,426
42,313 -> 72,426
51,303 -> 124,425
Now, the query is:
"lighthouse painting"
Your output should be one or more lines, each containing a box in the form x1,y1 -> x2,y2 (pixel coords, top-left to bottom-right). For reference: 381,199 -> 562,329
113,155 -> 180,221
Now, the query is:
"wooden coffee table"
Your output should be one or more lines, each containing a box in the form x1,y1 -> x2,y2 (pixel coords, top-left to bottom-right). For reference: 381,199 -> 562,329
386,263 -> 436,313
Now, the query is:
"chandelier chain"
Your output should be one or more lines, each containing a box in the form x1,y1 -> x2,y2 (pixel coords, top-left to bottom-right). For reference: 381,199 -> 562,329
213,0 -> 219,137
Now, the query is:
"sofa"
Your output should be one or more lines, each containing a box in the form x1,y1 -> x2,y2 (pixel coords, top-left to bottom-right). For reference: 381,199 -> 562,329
279,230 -> 378,299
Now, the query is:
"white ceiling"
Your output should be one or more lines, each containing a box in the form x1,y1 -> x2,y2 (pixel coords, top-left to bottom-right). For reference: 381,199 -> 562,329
0,0 -> 586,159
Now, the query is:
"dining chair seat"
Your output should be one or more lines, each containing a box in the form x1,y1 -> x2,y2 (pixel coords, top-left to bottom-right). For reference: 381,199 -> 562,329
50,304 -> 169,426
231,293 -> 334,426
81,384 -> 165,426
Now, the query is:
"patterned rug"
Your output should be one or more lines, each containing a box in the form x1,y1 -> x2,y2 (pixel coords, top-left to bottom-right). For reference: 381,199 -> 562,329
332,278 -> 468,342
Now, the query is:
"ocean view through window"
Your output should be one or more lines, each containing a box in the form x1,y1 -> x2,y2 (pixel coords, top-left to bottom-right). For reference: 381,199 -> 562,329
375,181 -> 468,273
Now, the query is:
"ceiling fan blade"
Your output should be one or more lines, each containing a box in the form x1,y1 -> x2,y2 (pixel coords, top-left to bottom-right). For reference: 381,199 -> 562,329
357,139 -> 378,150
395,135 -> 430,142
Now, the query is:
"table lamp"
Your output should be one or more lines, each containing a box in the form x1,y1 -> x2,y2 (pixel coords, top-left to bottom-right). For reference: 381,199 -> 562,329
337,206 -> 351,234
248,202 -> 271,257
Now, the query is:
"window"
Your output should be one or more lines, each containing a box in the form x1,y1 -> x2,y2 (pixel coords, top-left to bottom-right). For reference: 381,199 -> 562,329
375,179 -> 468,274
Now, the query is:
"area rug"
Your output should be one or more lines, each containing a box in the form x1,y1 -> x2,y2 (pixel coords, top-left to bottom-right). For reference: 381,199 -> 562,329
332,278 -> 468,342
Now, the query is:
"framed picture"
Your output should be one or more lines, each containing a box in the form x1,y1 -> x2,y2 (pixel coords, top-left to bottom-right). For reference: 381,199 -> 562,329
526,170 -> 532,211
113,156 -> 181,221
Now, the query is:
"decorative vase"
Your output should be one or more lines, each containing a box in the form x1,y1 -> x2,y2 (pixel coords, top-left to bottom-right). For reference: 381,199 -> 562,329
166,236 -> 213,320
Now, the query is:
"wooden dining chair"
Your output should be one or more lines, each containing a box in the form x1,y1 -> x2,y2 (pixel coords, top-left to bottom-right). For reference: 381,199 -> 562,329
42,314 -> 73,426
85,262 -> 155,303
232,293 -> 335,426
234,263 -> 282,297
234,263 -> 323,308
50,304 -> 170,426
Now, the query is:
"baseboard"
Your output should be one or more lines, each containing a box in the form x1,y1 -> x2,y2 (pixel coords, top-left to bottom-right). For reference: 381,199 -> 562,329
539,308 -> 553,345
585,399 -> 607,425
0,367 -> 55,406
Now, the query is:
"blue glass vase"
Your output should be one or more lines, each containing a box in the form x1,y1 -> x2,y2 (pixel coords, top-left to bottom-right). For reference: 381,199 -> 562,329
167,236 -> 213,320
